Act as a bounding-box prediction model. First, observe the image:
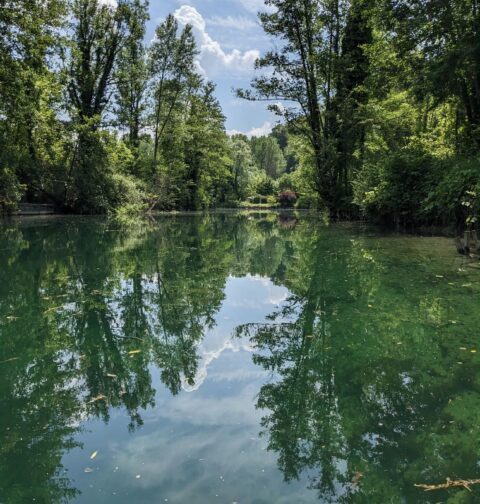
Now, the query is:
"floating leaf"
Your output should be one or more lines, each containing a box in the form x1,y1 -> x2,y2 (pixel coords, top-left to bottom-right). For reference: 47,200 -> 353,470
106,373 -> 117,378
0,357 -> 19,365
88,394 -> 106,404
435,275 -> 444,279
352,471 -> 363,486
90,451 -> 98,460
128,350 -> 141,355
43,306 -> 63,315
84,467 -> 94,473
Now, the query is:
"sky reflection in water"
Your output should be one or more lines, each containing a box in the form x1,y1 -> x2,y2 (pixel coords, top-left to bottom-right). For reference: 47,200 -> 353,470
1,213 -> 480,503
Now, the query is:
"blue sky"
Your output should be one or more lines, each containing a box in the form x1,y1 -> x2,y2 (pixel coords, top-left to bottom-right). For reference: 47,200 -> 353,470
147,0 -> 277,136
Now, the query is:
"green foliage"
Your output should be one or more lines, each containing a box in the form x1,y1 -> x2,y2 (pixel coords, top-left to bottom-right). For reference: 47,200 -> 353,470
254,175 -> 276,196
0,168 -> 25,213
250,136 -> 286,179
423,158 -> 480,227
276,172 -> 297,193
1,0 -> 479,223
229,135 -> 259,201
354,147 -> 434,223
115,0 -> 150,150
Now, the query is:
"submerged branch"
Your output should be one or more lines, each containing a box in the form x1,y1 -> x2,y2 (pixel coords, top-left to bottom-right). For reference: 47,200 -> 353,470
415,478 -> 480,492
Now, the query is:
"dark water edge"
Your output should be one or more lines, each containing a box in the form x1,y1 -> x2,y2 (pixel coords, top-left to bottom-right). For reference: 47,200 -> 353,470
1,211 -> 480,503
1,207 -> 462,234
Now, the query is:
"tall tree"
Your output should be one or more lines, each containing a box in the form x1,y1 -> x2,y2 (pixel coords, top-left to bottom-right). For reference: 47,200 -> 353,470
149,15 -> 197,170
239,0 -> 376,213
67,0 -> 136,211
230,135 -> 258,200
0,0 -> 67,208
115,0 -> 150,152
334,0 -> 373,193
251,136 -> 287,179
239,0 -> 348,212
386,0 -> 480,148
183,81 -> 232,209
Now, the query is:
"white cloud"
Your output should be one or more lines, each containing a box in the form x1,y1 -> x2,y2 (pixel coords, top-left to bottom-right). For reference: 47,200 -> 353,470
207,15 -> 258,30
248,120 -> 273,136
173,5 -> 260,77
228,120 -> 273,138
181,337 -> 254,393
98,0 -> 117,7
237,0 -> 267,13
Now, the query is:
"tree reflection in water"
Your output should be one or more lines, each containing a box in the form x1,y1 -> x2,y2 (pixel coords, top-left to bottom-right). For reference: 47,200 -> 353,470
1,214 -> 480,503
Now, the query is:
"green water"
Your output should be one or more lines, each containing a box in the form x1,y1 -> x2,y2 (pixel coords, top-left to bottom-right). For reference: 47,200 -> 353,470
1,213 -> 480,504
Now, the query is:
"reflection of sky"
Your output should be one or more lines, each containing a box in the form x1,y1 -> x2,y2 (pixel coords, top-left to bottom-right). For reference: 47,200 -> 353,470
182,274 -> 288,391
62,275 -> 319,503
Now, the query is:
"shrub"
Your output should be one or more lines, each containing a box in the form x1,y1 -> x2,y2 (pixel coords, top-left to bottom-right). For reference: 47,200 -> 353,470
0,168 -> 25,214
254,175 -> 275,196
277,172 -> 297,193
278,190 -> 298,208
296,192 -> 322,209
422,157 -> 480,227
353,148 -> 435,223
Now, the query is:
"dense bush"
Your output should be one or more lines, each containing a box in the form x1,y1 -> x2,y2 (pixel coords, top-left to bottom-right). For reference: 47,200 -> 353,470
353,148 -> 435,224
0,168 -> 25,214
254,175 -> 276,196
276,172 -> 297,193
354,150 -> 480,228
422,158 -> 480,227
278,190 -> 298,208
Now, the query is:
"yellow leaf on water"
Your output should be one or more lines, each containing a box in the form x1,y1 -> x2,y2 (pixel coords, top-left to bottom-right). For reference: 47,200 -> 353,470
90,451 -> 98,460
106,373 -> 117,378
460,347 -> 467,351
43,306 -> 63,315
436,275 -> 444,279
368,304 -> 373,308
128,350 -> 141,355
472,350 -> 477,354
88,394 -> 106,404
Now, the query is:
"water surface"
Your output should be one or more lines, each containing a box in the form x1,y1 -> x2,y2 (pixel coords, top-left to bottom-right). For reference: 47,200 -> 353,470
1,213 -> 480,503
